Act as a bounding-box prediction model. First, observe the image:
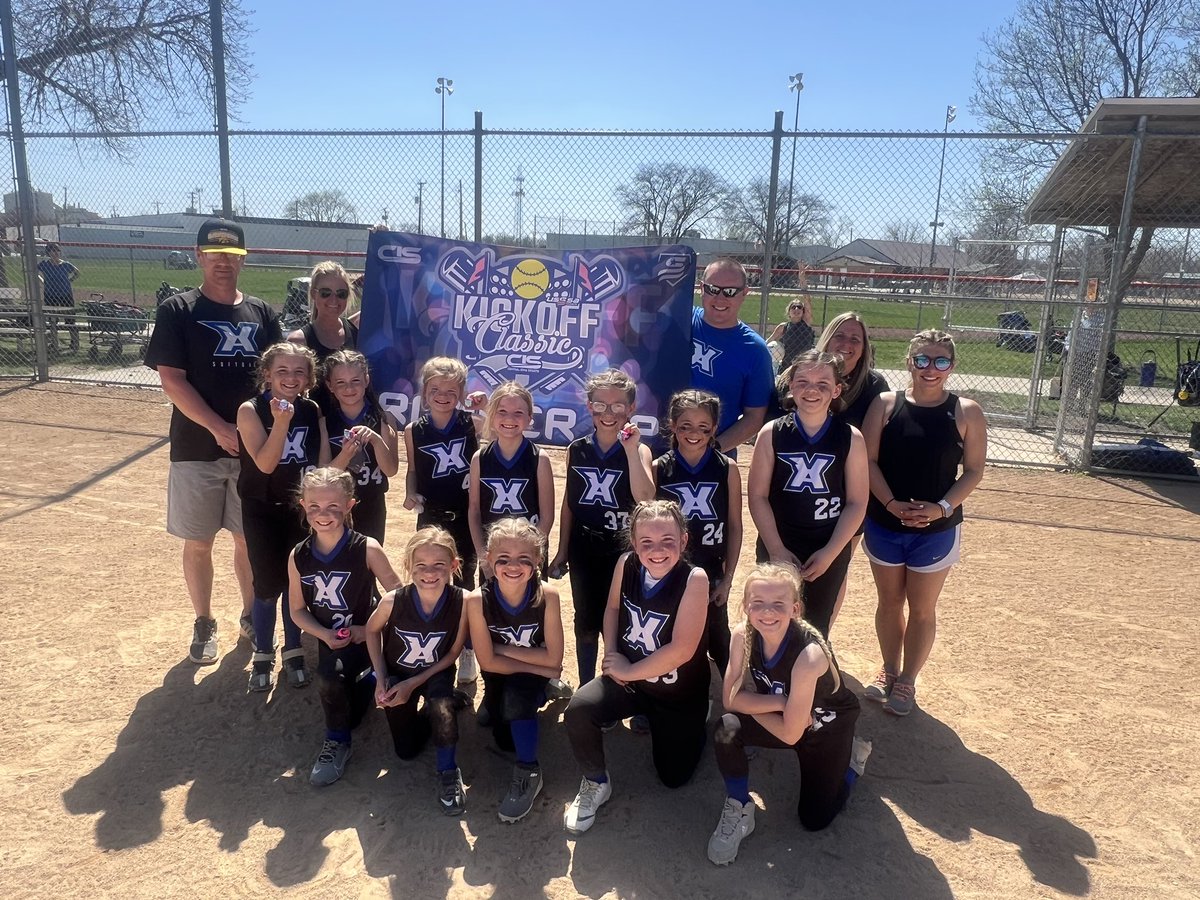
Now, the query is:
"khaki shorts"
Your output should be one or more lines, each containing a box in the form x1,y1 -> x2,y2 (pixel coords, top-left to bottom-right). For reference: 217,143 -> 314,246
167,459 -> 244,540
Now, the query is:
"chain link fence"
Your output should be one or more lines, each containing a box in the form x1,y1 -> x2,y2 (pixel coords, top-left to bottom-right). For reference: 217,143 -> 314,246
1,57 -> 1196,477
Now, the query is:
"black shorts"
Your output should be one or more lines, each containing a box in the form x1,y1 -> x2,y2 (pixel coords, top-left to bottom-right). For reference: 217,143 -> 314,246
242,496 -> 306,600
568,525 -> 624,637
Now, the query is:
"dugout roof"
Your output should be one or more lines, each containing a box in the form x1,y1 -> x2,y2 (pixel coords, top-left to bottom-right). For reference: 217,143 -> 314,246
1024,98 -> 1200,229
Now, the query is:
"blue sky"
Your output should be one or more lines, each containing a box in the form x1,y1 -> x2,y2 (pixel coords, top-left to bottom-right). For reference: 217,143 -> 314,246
240,0 -> 1013,132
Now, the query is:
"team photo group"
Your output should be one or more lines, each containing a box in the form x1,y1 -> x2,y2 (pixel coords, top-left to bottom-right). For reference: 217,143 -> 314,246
146,218 -> 988,867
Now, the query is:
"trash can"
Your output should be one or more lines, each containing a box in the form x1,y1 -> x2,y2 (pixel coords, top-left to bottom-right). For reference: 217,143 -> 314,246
1139,350 -> 1157,387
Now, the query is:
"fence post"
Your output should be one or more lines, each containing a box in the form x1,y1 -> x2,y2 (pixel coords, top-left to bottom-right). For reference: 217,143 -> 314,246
210,0 -> 233,216
1,0 -> 48,381
758,110 -> 784,336
473,111 -> 483,243
1027,224 -> 1064,426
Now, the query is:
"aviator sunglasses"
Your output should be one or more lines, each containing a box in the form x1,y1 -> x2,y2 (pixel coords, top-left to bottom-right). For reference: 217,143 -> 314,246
700,282 -> 744,298
317,287 -> 350,300
911,353 -> 954,371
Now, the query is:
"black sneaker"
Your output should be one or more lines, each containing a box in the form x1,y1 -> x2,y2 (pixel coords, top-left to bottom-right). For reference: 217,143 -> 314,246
438,767 -> 466,816
189,616 -> 218,665
498,762 -> 542,823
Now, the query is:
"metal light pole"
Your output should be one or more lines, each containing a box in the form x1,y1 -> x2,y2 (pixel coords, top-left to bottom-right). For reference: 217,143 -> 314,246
415,180 -> 425,234
928,104 -> 955,276
782,73 -> 803,268
435,77 -> 454,238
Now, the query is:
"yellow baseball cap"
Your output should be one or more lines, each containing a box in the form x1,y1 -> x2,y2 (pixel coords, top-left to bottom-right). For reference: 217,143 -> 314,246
197,218 -> 247,255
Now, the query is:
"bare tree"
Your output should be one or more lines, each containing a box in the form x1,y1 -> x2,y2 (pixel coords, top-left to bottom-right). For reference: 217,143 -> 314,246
614,163 -> 729,241
725,178 -> 832,253
884,220 -> 926,243
972,0 -> 1200,299
284,190 -> 358,224
7,0 -> 252,143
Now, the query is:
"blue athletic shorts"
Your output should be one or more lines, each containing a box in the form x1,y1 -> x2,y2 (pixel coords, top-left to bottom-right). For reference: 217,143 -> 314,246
863,519 -> 961,573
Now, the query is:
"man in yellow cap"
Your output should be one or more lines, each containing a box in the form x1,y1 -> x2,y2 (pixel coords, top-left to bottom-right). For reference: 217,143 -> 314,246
145,218 -> 282,666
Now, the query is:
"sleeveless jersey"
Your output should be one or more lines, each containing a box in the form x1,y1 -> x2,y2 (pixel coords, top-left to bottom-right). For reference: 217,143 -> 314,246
381,584 -> 465,678
617,556 -> 709,701
477,439 -> 542,528
293,529 -> 377,630
481,580 -> 546,650
767,413 -> 851,538
300,316 -> 359,361
839,369 -> 888,430
238,393 -> 322,502
654,447 -> 730,575
779,320 -> 815,366
867,392 -> 963,534
411,410 -> 478,513
566,434 -> 635,538
748,621 -> 859,726
328,400 -> 389,504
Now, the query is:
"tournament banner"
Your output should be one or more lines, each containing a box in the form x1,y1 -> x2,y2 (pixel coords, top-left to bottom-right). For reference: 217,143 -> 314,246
358,232 -> 696,446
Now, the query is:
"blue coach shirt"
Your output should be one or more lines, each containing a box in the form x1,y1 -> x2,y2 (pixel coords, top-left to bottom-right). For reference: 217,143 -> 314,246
690,306 -> 775,436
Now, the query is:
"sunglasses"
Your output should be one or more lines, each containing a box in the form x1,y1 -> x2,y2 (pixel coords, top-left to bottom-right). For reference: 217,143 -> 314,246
317,288 -> 350,300
701,282 -> 744,298
911,354 -> 954,371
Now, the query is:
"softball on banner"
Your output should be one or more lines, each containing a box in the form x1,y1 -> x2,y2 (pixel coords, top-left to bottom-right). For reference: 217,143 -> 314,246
512,259 -> 550,299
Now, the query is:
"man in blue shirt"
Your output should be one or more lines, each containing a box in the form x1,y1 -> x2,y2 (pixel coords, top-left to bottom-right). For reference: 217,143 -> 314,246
691,258 -> 775,454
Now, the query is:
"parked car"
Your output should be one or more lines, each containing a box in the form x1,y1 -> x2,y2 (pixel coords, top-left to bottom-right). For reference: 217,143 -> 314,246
165,251 -> 197,270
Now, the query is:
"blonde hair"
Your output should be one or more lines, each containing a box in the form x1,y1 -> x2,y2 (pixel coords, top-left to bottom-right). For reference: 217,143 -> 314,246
402,526 -> 460,578
585,368 -> 637,405
816,312 -> 875,409
308,260 -> 352,319
731,563 -> 840,699
482,381 -> 534,442
776,349 -> 848,414
420,356 -> 469,398
908,328 -> 956,360
484,517 -> 546,607
296,466 -> 356,529
258,341 -> 317,393
628,499 -> 687,544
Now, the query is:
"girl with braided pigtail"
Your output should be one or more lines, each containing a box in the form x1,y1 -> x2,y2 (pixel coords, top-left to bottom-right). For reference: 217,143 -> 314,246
706,564 -> 871,866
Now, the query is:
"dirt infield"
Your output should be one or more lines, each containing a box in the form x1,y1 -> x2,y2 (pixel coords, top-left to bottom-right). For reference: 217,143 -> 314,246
1,382 -> 1197,899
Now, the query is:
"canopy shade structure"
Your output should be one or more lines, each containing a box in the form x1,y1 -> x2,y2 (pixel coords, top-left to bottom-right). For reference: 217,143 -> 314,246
1025,98 -> 1200,228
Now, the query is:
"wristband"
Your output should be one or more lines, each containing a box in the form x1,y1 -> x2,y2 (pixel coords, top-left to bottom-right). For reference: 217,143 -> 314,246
885,498 -> 898,510
937,499 -> 953,518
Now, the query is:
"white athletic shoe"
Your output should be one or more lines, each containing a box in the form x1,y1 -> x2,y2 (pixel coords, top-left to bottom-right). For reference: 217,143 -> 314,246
563,774 -> 612,835
850,736 -> 873,777
457,649 -> 478,684
707,797 -> 755,866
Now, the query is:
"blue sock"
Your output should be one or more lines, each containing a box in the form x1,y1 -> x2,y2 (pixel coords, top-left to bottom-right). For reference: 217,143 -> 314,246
588,772 -> 608,785
280,594 -> 303,651
844,768 -> 859,790
436,745 -> 457,773
327,729 -> 351,745
577,638 -> 599,685
251,597 -> 277,655
724,776 -> 751,804
510,718 -> 539,765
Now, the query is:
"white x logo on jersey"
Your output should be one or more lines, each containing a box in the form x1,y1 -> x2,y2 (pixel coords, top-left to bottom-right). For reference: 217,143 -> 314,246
623,600 -> 670,654
201,320 -> 260,357
302,571 -> 350,610
752,669 -> 787,695
420,438 -> 470,477
483,478 -> 528,514
573,467 -> 622,507
779,452 -> 835,494
665,482 -> 718,520
280,427 -> 310,464
691,340 -> 721,376
394,630 -> 445,667
489,623 -> 539,647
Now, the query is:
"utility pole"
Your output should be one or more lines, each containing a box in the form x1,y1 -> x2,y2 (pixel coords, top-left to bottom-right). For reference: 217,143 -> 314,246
415,181 -> 426,234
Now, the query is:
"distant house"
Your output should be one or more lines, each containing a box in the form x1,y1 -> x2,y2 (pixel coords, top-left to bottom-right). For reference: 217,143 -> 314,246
818,239 -> 967,275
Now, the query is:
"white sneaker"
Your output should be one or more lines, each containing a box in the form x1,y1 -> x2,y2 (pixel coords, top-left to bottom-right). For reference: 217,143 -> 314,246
850,736 -> 872,777
707,797 -> 755,866
457,649 -> 478,684
563,774 -> 612,835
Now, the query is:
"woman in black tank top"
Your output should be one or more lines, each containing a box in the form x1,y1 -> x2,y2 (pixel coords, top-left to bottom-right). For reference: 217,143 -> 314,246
859,330 -> 988,718
287,262 -> 360,414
